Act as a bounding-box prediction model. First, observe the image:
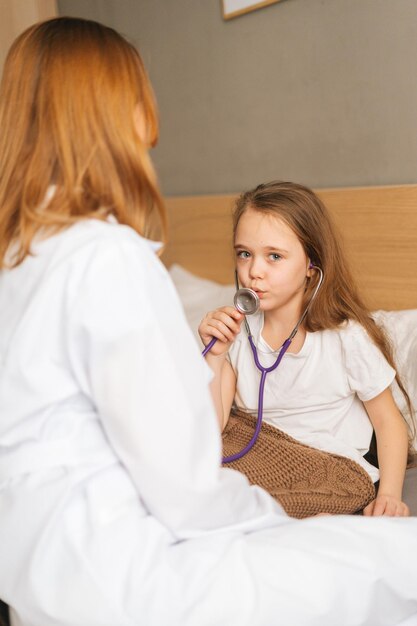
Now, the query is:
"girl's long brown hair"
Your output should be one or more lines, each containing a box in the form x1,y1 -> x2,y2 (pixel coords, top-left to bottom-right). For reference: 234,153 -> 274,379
0,17 -> 167,267
233,181 -> 415,459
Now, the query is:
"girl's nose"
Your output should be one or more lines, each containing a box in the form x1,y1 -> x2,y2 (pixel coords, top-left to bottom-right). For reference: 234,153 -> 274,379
248,257 -> 265,279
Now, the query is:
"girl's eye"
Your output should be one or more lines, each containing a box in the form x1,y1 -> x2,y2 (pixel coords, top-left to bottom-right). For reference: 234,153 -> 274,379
269,253 -> 282,261
236,250 -> 250,259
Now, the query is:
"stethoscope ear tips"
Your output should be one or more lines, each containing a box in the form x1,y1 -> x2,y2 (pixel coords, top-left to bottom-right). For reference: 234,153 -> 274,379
234,288 -> 260,315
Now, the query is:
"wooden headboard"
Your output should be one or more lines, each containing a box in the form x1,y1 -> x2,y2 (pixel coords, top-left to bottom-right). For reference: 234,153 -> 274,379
162,184 -> 417,311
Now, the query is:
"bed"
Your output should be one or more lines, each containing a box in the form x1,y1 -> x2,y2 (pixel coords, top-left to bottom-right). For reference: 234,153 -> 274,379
0,185 -> 415,626
161,183 -> 417,514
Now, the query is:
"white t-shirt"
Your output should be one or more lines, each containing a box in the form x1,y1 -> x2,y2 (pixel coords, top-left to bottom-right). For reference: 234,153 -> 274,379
228,312 -> 396,483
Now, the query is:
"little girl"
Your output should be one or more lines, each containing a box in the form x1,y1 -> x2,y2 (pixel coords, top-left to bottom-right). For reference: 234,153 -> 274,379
199,181 -> 415,517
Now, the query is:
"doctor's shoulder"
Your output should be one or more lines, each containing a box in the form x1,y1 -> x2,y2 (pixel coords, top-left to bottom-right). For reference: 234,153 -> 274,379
45,218 -> 164,271
25,218 -> 169,306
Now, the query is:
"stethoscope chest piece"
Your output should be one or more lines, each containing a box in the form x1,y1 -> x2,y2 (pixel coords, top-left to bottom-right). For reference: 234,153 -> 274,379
233,288 -> 260,315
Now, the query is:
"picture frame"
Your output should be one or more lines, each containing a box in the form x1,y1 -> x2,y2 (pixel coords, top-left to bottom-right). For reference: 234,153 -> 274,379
222,0 -> 281,20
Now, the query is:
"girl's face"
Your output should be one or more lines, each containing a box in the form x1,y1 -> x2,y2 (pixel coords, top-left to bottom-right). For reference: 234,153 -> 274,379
234,208 -> 311,316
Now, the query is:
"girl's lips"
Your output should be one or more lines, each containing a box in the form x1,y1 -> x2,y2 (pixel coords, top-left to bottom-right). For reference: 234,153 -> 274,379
254,290 -> 265,298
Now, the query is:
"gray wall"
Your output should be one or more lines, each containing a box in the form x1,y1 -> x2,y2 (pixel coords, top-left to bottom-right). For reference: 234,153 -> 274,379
57,0 -> 417,196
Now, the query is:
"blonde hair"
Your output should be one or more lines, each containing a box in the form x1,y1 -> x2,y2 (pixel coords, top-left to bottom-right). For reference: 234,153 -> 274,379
0,16 -> 167,267
234,181 -> 415,459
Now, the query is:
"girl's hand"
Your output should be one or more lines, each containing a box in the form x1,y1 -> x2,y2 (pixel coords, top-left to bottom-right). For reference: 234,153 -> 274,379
199,306 -> 244,356
363,494 -> 410,517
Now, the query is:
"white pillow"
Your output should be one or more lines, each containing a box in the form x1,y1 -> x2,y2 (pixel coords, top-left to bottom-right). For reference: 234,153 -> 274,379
169,264 -> 235,343
170,264 -> 417,443
373,309 -> 417,441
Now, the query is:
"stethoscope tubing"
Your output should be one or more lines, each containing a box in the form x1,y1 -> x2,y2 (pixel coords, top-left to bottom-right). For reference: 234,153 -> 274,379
202,336 -> 217,357
222,336 -> 292,463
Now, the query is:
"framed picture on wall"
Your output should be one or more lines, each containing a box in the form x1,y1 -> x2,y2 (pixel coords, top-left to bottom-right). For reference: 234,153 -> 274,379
222,0 -> 281,20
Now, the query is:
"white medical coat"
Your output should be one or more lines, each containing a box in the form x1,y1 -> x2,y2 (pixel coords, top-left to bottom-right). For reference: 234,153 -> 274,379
0,219 -> 416,626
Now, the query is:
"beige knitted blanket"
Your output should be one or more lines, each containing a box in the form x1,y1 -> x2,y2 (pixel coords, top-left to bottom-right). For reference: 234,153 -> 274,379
222,410 -> 376,518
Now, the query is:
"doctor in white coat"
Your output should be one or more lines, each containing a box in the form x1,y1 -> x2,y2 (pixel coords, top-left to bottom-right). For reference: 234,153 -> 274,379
0,16 -> 416,626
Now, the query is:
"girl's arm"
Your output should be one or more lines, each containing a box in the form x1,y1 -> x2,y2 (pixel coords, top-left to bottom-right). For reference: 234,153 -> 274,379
363,387 -> 410,517
199,306 -> 242,430
207,355 -> 236,431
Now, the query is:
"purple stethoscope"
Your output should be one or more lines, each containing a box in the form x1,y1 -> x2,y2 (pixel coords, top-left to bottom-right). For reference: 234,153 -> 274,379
203,264 -> 324,463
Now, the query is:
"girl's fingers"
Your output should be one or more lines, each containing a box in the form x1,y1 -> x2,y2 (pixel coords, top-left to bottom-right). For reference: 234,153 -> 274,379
367,495 -> 410,517
203,318 -> 237,343
199,309 -> 243,340
362,500 -> 375,516
372,498 -> 390,517
209,306 -> 243,322
394,502 -> 410,517
198,307 -> 244,353
207,309 -> 243,334
212,316 -> 242,336
198,324 -> 230,346
221,306 -> 243,319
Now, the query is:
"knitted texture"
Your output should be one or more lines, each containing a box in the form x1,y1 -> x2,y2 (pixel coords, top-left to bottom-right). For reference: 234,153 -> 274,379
222,410 -> 376,518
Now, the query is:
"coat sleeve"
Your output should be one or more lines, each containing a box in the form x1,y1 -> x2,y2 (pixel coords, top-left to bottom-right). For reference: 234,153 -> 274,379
66,230 -> 287,538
